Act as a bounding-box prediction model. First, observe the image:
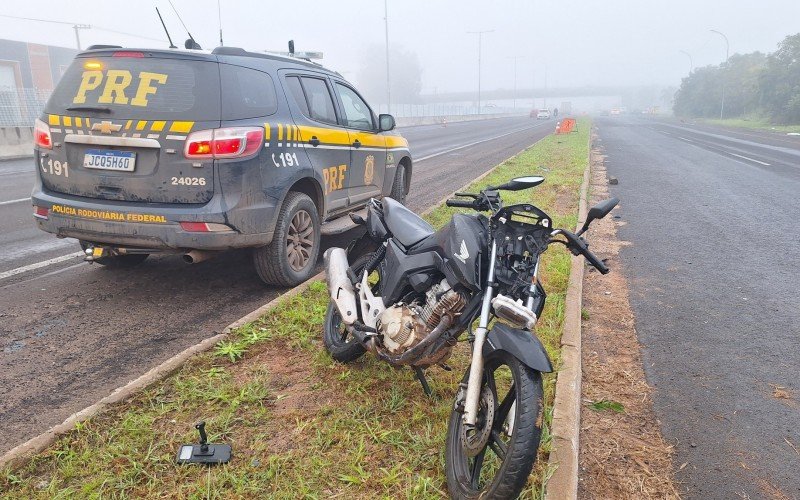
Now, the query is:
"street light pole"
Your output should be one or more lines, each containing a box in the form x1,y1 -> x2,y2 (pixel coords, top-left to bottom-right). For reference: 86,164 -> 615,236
679,50 -> 694,74
384,0 -> 391,114
509,56 -> 524,110
467,30 -> 493,114
710,29 -> 729,119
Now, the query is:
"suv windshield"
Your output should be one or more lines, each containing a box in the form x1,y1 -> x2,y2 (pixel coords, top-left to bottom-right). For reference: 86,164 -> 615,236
46,55 -> 221,120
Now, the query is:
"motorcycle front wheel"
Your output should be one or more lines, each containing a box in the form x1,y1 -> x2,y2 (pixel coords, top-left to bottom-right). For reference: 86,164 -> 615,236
445,350 -> 544,499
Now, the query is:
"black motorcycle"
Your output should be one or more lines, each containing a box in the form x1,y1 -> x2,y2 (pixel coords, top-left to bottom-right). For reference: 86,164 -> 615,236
323,175 -> 617,498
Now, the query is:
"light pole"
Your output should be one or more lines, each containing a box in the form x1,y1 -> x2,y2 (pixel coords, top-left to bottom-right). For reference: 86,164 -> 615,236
679,50 -> 694,74
509,56 -> 525,110
710,29 -> 729,119
384,0 -> 391,114
467,29 -> 493,114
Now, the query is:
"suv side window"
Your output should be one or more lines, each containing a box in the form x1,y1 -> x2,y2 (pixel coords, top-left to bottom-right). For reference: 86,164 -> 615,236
285,76 -> 310,116
220,64 -> 278,119
335,83 -> 374,131
298,77 -> 337,125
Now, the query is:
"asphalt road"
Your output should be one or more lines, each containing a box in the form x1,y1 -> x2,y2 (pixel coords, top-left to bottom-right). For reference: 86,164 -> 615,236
0,116 -> 554,453
597,116 -> 800,499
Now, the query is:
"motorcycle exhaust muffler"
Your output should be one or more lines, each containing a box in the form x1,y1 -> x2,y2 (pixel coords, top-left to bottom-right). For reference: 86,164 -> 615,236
323,247 -> 358,325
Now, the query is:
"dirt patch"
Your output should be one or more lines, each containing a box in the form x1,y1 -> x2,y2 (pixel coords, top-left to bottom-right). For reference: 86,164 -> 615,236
577,136 -> 681,499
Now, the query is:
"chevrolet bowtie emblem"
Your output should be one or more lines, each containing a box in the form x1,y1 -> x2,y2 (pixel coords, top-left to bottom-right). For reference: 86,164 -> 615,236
92,121 -> 122,134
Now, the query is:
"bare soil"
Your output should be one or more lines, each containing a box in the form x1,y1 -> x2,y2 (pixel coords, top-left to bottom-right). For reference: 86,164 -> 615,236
577,136 -> 681,499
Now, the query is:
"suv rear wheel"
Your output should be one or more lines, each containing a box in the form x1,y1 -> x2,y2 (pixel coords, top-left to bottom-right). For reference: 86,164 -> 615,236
253,191 -> 320,286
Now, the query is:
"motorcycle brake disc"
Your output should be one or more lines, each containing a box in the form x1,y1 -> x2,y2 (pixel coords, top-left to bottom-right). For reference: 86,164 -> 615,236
460,385 -> 496,458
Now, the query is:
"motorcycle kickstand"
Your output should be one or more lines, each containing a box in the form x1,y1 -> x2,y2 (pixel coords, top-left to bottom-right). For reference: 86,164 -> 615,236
413,367 -> 434,398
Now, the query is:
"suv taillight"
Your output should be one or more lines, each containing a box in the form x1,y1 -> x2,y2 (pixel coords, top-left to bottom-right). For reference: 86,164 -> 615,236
184,127 -> 264,159
34,119 -> 52,149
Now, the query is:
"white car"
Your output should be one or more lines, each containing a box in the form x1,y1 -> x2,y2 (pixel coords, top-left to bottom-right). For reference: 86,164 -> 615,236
536,109 -> 551,120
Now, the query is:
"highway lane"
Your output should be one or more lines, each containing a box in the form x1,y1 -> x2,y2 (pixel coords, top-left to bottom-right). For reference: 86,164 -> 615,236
597,116 -> 800,499
0,116 -> 553,453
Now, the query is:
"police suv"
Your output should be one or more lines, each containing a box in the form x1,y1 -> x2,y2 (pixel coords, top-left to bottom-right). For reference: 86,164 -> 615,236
32,45 -> 411,286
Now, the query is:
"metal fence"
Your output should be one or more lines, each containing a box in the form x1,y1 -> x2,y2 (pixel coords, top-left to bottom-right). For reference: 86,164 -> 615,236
0,86 -> 523,127
0,87 -> 51,127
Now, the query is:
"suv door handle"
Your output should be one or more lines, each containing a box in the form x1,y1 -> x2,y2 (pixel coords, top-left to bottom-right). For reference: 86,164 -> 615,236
352,139 -> 361,149
309,136 -> 320,147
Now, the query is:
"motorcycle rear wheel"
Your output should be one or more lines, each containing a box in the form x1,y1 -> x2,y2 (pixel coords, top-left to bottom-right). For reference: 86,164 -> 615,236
445,350 -> 543,499
322,253 -> 381,363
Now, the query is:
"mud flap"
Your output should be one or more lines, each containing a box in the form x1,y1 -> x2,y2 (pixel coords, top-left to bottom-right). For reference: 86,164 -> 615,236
482,323 -> 554,373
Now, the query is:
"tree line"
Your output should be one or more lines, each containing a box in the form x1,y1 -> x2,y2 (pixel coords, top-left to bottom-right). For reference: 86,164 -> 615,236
674,33 -> 800,124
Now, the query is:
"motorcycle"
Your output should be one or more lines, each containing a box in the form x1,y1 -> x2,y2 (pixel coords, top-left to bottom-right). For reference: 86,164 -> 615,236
322,175 -> 618,498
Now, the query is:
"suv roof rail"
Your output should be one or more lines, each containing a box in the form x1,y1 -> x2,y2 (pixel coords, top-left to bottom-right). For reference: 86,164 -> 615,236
211,46 -> 332,71
86,44 -> 123,50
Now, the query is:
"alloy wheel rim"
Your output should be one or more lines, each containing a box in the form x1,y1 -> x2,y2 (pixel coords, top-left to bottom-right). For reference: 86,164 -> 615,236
287,209 -> 314,271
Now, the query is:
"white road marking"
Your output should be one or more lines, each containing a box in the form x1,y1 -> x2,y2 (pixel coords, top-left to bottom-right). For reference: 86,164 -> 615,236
728,152 -> 771,166
0,197 -> 30,206
415,124 -> 545,162
0,251 -> 84,281
678,136 -> 694,143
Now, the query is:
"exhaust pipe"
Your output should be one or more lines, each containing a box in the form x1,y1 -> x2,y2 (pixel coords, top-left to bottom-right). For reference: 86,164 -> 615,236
183,250 -> 218,264
324,247 -> 358,325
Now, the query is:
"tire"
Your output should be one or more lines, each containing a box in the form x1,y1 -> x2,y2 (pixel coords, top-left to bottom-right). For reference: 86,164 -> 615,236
445,350 -> 544,499
253,191 -> 320,287
389,163 -> 407,205
322,254 -> 378,363
79,241 -> 149,268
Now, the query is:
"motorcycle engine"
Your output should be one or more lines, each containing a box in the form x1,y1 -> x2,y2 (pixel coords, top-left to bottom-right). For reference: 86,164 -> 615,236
377,279 -> 465,355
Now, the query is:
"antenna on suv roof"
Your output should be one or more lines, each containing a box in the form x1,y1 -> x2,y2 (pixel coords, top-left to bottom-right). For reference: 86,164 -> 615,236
168,0 -> 201,50
155,7 -> 177,49
217,0 -> 223,46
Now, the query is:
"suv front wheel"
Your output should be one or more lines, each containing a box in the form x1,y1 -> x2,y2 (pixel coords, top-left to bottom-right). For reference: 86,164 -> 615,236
253,191 -> 320,287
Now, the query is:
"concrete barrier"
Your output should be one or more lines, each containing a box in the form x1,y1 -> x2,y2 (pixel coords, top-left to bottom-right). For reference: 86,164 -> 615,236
395,113 -> 526,127
0,126 -> 34,160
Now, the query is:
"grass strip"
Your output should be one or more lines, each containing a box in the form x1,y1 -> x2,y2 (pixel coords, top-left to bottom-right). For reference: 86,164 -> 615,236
701,117 -> 800,134
2,118 -> 591,499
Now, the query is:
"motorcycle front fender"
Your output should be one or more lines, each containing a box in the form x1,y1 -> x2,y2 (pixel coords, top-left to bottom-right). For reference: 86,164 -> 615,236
482,323 -> 554,373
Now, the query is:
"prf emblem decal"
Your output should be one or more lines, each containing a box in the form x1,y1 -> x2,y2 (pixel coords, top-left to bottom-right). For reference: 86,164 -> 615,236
454,240 -> 470,264
387,152 -> 394,164
364,155 -> 375,185
92,121 -> 121,134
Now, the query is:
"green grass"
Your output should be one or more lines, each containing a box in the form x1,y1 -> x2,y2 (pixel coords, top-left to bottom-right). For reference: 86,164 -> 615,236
701,116 -> 800,134
1,119 -> 591,499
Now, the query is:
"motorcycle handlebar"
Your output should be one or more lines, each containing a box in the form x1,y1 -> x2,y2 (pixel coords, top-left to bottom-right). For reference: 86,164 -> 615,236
554,229 -> 609,274
446,199 -> 477,209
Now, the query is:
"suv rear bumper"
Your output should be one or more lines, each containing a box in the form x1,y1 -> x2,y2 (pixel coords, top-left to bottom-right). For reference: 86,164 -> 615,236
31,188 -> 277,251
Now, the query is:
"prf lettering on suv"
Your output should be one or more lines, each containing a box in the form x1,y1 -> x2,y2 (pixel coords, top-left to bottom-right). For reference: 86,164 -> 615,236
32,45 -> 412,286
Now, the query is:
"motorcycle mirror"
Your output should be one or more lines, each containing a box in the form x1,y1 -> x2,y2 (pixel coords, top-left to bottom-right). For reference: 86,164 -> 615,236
577,197 -> 619,235
493,175 -> 545,191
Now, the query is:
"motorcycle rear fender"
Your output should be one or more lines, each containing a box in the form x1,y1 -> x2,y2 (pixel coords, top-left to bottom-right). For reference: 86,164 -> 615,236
482,323 -> 553,373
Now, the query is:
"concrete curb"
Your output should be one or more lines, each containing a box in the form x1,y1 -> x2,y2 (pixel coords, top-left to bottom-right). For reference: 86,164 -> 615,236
544,130 -> 592,499
0,272 -> 322,470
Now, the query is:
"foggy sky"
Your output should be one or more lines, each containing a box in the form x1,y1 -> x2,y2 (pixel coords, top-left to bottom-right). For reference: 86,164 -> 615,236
1,0 -> 798,94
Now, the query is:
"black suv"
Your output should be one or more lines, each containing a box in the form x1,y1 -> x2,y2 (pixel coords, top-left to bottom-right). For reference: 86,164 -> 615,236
32,46 -> 412,286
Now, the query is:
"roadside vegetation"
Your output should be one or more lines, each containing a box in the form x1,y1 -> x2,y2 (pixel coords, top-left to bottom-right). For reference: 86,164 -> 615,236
701,117 -> 800,134
674,32 -> 800,126
1,119 -> 590,498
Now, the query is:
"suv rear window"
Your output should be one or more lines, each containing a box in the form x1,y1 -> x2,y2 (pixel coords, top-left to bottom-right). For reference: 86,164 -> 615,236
220,64 -> 278,119
46,55 -> 221,120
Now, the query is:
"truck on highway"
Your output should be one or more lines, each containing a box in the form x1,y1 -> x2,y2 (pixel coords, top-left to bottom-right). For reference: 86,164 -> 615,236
31,45 -> 412,286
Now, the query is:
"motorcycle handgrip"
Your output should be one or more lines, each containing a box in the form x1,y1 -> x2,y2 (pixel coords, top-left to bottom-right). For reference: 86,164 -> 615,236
446,199 -> 476,209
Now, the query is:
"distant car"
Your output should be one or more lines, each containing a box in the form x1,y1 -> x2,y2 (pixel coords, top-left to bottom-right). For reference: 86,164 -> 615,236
536,109 -> 551,120
610,108 -> 621,116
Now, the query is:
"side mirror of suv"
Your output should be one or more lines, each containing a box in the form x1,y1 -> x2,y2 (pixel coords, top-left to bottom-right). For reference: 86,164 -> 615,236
378,114 -> 396,132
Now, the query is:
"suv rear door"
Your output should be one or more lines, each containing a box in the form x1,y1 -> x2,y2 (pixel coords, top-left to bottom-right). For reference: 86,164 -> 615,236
281,72 -> 350,214
41,51 -> 220,204
331,81 -> 386,205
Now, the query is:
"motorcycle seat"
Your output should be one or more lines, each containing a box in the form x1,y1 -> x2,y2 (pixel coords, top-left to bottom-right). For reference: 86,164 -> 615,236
382,197 -> 435,248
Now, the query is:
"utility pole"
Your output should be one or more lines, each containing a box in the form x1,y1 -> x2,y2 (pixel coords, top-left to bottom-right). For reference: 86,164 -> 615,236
543,64 -> 548,108
72,24 -> 91,50
679,50 -> 694,74
509,56 -> 524,110
384,0 -> 391,114
710,29 -> 729,119
467,30 -> 493,114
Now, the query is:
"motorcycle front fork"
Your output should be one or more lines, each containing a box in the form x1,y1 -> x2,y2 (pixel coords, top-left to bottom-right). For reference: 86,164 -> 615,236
462,242 -> 540,427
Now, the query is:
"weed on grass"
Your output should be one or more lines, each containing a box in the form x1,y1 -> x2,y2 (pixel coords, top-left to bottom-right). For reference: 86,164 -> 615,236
1,119 -> 591,498
587,399 -> 625,413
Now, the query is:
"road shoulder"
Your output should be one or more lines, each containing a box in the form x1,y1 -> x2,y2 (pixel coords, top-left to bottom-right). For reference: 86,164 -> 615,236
577,135 -> 680,498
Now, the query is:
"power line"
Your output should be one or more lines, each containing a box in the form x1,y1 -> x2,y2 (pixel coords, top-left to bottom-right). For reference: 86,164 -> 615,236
0,14 -> 166,43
